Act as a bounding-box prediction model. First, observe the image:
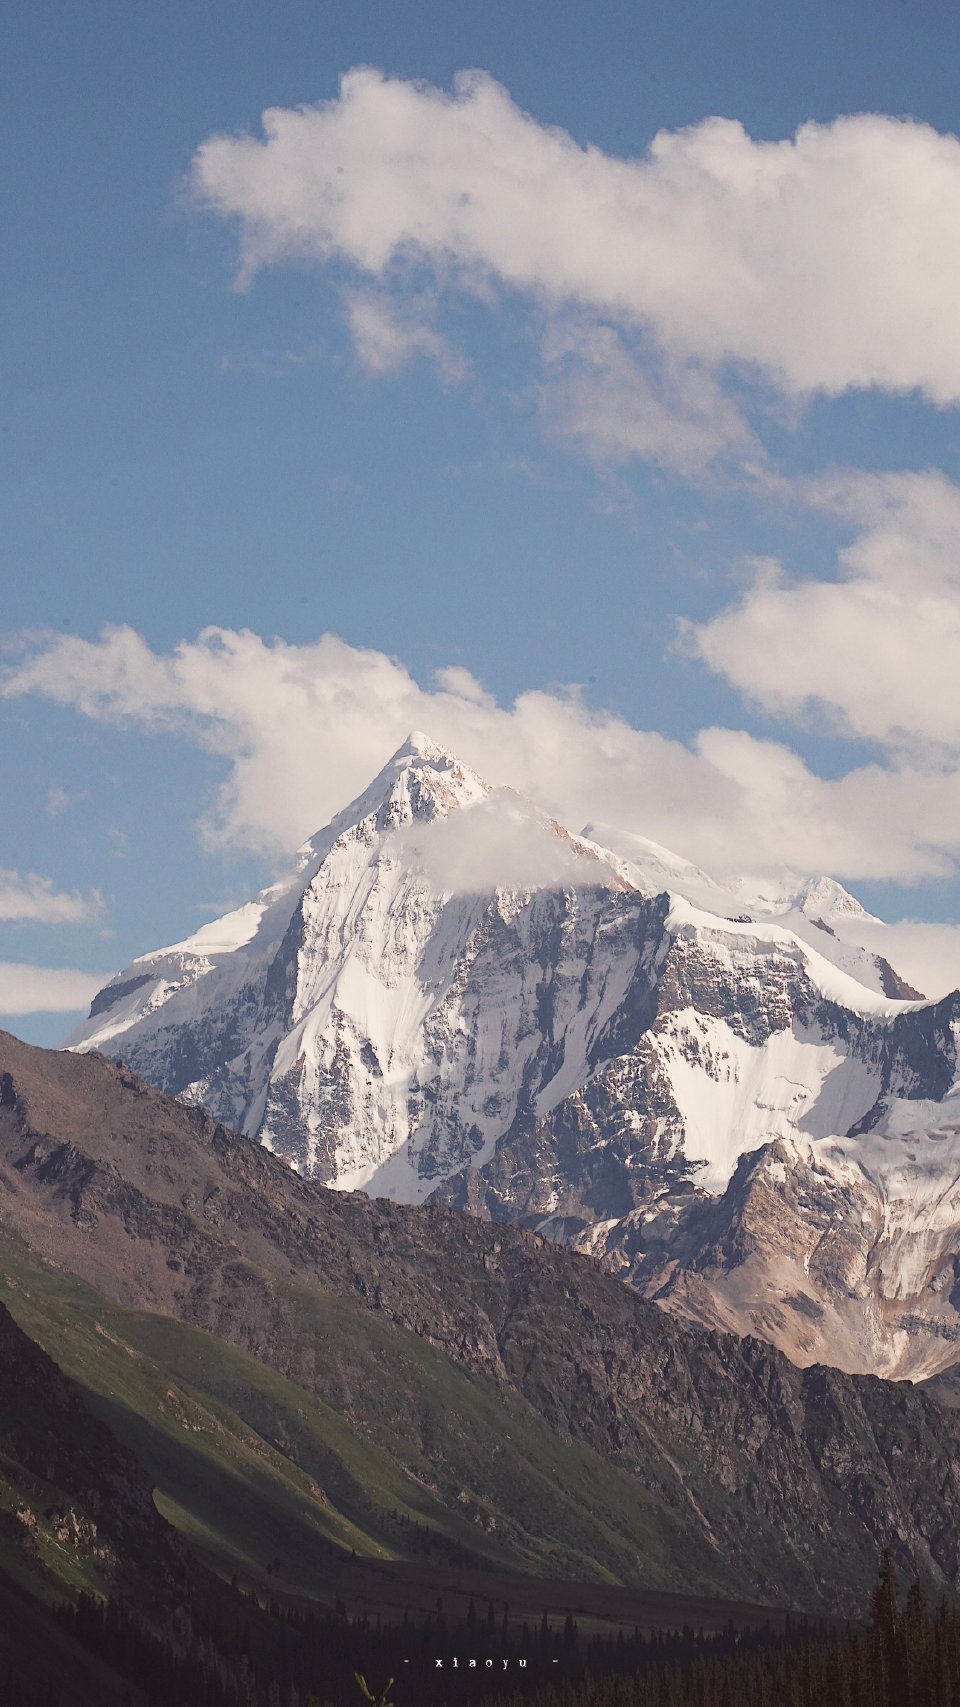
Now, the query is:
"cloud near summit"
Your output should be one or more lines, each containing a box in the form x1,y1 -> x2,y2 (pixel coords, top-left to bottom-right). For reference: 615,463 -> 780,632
191,69 -> 960,467
7,612 -> 960,891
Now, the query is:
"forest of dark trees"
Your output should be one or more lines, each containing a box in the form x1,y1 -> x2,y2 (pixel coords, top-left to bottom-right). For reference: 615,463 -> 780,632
2,1549 -> 956,1707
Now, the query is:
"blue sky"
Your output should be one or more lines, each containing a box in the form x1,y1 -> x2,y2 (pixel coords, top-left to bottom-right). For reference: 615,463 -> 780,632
7,0 -> 960,1042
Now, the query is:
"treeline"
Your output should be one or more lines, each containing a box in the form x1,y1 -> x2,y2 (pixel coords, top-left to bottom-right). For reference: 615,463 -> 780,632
479,1550 -> 960,1707
5,1548 -> 953,1706
42,1585 -> 821,1707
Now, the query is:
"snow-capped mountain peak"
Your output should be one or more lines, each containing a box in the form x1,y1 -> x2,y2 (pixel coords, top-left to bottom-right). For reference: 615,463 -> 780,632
288,732 -> 491,875
65,736 -> 960,1378
336,729 -> 491,831
726,870 -> 880,926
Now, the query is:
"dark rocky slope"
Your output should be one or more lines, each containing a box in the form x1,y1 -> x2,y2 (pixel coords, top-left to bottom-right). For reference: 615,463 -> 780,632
1,1030 -> 959,1614
0,1294 -> 188,1608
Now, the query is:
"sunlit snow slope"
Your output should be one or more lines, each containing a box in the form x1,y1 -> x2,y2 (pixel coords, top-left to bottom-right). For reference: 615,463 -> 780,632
68,734 -> 960,1378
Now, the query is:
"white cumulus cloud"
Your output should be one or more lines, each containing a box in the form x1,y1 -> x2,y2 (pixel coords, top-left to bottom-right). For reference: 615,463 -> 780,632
689,469 -> 960,755
7,622 -> 960,885
190,70 -> 960,467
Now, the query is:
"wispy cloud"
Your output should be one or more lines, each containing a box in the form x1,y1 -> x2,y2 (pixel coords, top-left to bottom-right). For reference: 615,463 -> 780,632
344,289 -> 470,383
0,868 -> 104,925
45,786 -> 71,818
388,790 -> 601,895
0,961 -> 111,1015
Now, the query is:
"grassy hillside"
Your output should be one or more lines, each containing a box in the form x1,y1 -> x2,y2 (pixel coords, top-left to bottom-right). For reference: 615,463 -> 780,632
0,1228 -> 747,1613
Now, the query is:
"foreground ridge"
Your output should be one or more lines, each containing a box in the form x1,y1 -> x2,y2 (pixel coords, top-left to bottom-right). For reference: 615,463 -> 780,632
4,1029 -> 960,1614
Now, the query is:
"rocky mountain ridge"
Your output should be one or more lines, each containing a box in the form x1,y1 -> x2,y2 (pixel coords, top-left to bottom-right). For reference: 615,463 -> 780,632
6,1030 -> 960,1613
65,735 -> 960,1378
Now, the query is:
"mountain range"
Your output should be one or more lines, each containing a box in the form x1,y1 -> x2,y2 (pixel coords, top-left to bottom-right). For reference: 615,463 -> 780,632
66,733 -> 960,1381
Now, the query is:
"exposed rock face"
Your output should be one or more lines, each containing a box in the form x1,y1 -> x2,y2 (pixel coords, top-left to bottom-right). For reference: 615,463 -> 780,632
63,735 -> 960,1378
440,951 -> 960,1380
561,1124 -> 960,1380
5,1031 -> 960,1614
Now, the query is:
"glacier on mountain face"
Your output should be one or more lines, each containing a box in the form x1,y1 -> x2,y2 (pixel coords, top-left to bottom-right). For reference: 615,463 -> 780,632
67,733 -> 960,1379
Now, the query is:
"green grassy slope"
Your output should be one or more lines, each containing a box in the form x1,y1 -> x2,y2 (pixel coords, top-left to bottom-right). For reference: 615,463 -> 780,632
0,1230 -> 742,1609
